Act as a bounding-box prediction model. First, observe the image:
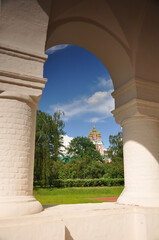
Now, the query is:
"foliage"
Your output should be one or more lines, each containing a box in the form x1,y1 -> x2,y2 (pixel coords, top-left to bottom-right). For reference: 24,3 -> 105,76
34,121 -> 124,186
105,131 -> 124,178
55,137 -> 105,180
34,110 -> 65,187
50,178 -> 124,188
67,136 -> 103,162
50,111 -> 66,161
45,158 -> 106,180
107,132 -> 123,162
104,160 -> 124,178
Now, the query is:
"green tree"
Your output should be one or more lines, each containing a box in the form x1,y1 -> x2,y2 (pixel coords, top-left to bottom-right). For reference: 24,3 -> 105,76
104,132 -> 124,178
67,136 -> 103,162
70,156 -> 105,179
64,136 -> 105,179
34,111 -> 51,186
107,132 -> 123,162
49,111 -> 66,161
34,110 -> 65,186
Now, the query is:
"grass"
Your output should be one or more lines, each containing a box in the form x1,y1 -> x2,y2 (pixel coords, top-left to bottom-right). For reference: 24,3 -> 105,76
34,186 -> 124,205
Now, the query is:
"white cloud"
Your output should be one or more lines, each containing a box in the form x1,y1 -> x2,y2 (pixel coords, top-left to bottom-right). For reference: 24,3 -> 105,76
97,77 -> 113,89
86,117 -> 106,123
46,44 -> 69,55
87,91 -> 108,104
51,98 -> 88,121
49,89 -> 114,122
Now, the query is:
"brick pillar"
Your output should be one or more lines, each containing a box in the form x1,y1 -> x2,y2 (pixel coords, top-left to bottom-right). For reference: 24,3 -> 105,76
0,45 -> 47,216
0,93 -> 43,216
118,116 -> 159,206
112,78 -> 159,207
0,0 -> 49,216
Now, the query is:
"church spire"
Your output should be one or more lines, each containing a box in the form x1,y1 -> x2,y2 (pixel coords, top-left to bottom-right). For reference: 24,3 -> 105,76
88,124 -> 104,156
92,123 -> 96,133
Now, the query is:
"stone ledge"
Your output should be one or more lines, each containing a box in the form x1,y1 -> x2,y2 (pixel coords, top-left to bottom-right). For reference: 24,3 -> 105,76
0,44 -> 47,63
0,203 -> 159,240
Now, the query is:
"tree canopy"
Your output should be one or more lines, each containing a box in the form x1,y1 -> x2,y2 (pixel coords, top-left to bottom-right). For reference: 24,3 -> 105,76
107,132 -> 123,162
34,114 -> 124,185
67,136 -> 103,162
104,132 -> 124,178
34,110 -> 65,186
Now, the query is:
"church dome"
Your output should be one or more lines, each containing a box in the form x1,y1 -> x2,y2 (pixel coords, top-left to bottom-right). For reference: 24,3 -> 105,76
88,131 -> 93,137
97,131 -> 101,137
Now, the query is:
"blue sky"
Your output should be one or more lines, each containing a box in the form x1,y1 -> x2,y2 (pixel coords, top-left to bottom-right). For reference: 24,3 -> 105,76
39,44 -> 121,148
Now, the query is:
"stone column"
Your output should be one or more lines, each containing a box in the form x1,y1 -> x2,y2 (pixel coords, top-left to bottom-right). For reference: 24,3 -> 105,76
0,0 -> 50,217
112,78 -> 159,207
0,45 -> 47,217
0,93 -> 43,217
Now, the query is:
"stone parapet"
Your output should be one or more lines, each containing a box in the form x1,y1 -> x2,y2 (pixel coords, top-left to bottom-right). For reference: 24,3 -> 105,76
0,203 -> 159,240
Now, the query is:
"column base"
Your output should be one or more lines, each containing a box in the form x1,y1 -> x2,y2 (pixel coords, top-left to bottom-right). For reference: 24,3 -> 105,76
118,189 -> 159,207
0,196 -> 43,217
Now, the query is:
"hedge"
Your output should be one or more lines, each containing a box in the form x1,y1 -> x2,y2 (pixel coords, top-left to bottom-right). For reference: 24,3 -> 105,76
50,178 -> 124,188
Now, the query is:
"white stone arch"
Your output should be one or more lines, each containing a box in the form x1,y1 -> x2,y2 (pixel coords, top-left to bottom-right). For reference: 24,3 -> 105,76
0,0 -> 159,219
45,19 -> 134,90
45,13 -> 159,208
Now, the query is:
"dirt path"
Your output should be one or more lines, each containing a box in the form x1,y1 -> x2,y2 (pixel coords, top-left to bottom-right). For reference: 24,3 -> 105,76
89,197 -> 118,202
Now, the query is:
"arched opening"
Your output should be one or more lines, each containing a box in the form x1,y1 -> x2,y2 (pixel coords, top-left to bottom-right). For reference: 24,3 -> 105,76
42,15 -> 159,207
42,16 -> 134,205
34,44 -> 123,203
42,44 -> 120,147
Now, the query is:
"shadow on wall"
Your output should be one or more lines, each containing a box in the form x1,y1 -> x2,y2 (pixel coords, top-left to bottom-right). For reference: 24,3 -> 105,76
65,226 -> 74,240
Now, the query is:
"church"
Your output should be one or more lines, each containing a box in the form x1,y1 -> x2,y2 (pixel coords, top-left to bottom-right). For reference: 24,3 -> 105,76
88,125 -> 104,156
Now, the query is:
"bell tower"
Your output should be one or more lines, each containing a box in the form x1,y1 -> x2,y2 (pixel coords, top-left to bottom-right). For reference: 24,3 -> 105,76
88,125 -> 104,155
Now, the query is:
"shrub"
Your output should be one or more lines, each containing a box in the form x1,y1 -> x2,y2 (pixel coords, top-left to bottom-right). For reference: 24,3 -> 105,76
51,178 -> 124,188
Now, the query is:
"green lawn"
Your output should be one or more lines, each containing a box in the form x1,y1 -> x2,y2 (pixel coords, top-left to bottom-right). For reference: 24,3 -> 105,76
34,187 -> 123,205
